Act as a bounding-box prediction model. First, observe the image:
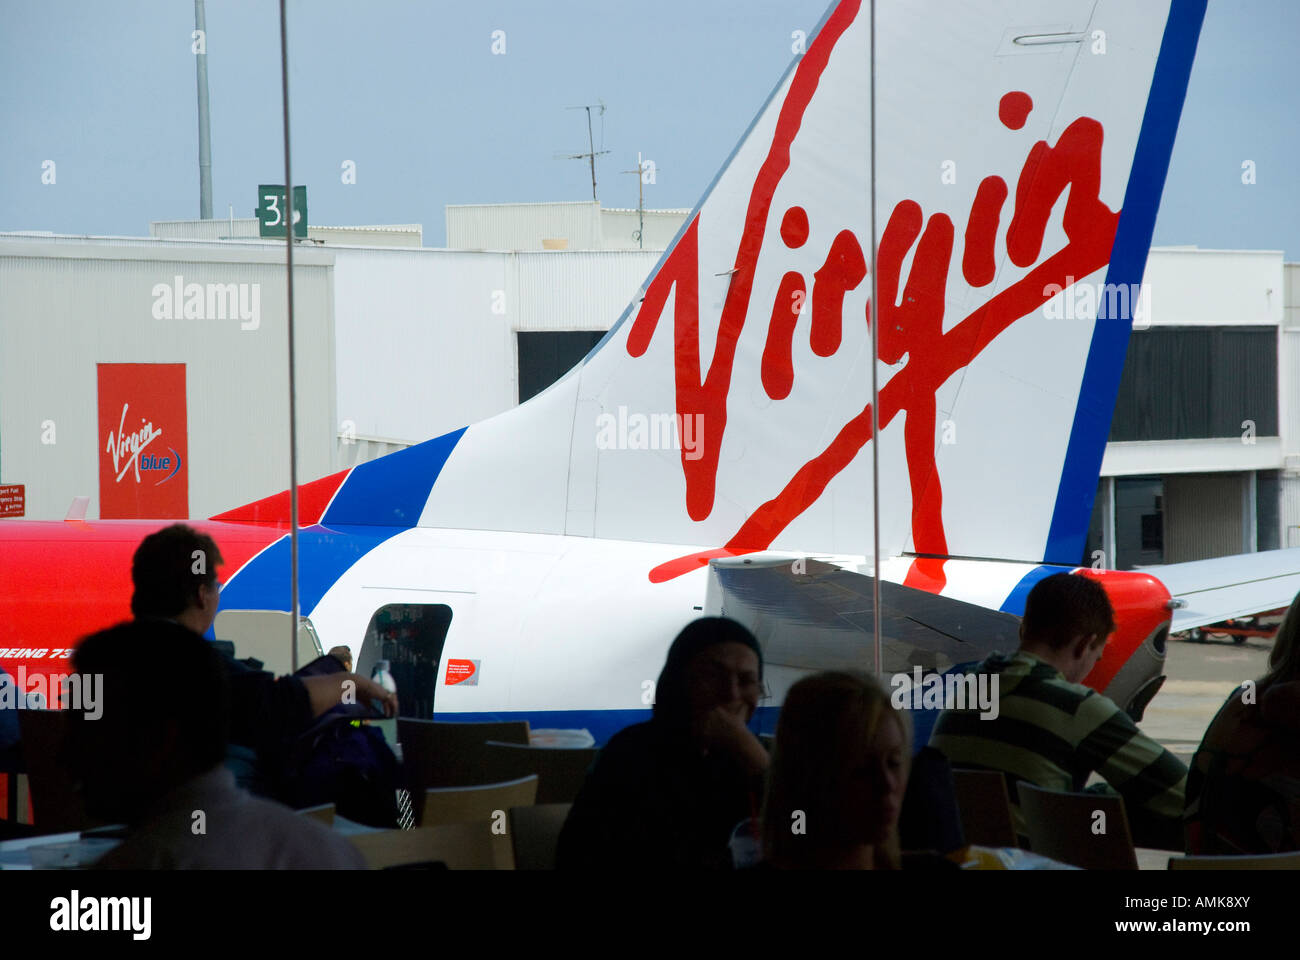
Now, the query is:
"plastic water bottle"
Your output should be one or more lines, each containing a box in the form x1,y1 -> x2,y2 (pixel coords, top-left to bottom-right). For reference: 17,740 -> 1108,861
372,659 -> 397,696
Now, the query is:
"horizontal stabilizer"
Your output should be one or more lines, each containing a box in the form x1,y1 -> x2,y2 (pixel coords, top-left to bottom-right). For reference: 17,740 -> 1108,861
1138,548 -> 1300,631
705,556 -> 1021,675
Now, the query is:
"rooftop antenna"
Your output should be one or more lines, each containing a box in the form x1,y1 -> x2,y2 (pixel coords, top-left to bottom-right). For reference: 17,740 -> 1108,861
621,152 -> 648,248
558,101 -> 610,202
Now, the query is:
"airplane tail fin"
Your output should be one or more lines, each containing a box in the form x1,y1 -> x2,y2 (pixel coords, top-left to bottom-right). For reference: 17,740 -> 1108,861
219,1 -> 1206,589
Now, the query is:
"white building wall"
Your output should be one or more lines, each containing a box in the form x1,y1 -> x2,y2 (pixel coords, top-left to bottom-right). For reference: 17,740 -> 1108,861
1281,262 -> 1300,546
1102,438 -> 1283,476
329,247 -> 516,450
446,202 -> 603,251
513,250 -> 662,332
1141,247 -> 1284,327
150,219 -> 423,247
151,218 -> 261,241
0,237 -> 336,520
329,246 -> 662,447
599,208 -> 691,250
445,202 -> 689,253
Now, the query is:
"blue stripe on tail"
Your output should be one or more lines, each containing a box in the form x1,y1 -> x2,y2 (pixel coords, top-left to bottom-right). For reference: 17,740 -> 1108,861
1044,0 -> 1207,565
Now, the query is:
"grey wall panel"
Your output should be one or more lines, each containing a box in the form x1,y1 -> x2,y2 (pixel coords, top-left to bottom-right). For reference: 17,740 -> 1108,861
1282,475 -> 1300,549
1111,327 -> 1279,441
1164,473 -> 1246,564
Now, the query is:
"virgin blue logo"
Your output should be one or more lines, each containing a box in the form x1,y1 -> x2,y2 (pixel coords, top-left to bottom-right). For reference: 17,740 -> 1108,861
140,448 -> 183,485
105,404 -> 182,486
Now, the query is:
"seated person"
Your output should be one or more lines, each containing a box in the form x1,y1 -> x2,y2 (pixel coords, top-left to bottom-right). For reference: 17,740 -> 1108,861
327,646 -> 354,673
557,617 -> 769,869
929,572 -> 1186,850
761,671 -> 912,869
130,524 -> 396,798
1185,593 -> 1300,855
66,619 -> 366,869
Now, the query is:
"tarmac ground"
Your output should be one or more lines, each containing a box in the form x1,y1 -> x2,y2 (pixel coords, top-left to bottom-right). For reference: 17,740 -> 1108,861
1140,618 -> 1281,764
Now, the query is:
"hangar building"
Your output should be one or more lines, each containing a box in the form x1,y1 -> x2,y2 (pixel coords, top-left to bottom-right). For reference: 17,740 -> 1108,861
1,204 -> 1296,579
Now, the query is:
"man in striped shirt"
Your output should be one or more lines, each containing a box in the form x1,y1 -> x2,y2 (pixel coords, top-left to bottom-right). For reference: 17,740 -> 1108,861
929,572 -> 1186,850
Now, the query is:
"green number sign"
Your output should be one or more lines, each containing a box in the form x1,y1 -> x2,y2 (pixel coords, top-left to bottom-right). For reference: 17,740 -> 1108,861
257,185 -> 308,238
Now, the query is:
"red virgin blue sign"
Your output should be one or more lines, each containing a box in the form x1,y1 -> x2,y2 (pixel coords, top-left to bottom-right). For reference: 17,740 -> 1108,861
97,363 -> 189,519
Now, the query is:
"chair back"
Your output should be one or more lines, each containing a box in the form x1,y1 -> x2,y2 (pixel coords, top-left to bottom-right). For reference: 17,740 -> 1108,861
422,774 -> 539,826
1017,782 -> 1137,870
398,719 -> 530,822
481,741 -> 596,804
951,768 -> 1019,849
508,803 -> 573,870
422,775 -> 539,868
349,823 -> 501,869
16,709 -> 89,835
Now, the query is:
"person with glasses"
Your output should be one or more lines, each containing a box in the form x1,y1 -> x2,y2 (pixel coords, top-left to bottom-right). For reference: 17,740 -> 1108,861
557,617 -> 769,869
129,524 -> 397,800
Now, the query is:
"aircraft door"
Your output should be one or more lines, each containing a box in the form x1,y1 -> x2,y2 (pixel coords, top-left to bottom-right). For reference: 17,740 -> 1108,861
355,604 -> 453,720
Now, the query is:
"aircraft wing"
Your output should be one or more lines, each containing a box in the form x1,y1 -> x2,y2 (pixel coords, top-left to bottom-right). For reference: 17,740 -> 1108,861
1137,548 -> 1300,632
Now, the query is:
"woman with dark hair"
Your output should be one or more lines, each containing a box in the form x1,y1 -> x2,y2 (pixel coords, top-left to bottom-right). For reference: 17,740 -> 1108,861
556,617 -> 769,869
1185,594 -> 1300,855
761,671 -> 910,869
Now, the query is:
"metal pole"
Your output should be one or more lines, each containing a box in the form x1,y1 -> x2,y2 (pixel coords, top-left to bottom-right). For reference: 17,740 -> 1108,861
278,0 -> 300,672
194,0 -> 213,219
869,0 -> 882,679
586,107 -> 598,201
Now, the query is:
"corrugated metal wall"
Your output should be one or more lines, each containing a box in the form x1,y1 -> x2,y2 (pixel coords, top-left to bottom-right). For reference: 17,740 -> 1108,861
445,203 -> 688,253
330,245 -> 664,445
309,225 -> 423,247
600,208 -> 690,250
0,238 -> 336,520
330,246 -> 516,447
1110,327 -> 1278,440
150,219 -> 423,247
1282,476 -> 1300,548
1283,263 -> 1300,545
513,250 -> 661,331
150,219 -> 260,241
1164,473 -> 1246,563
446,202 -> 603,251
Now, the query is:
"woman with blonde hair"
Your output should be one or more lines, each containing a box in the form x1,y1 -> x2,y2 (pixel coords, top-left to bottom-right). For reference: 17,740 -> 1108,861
761,671 -> 911,869
1185,593 -> 1300,854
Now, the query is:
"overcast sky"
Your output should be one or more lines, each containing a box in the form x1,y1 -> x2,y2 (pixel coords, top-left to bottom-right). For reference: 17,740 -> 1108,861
2,0 -> 1296,256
